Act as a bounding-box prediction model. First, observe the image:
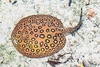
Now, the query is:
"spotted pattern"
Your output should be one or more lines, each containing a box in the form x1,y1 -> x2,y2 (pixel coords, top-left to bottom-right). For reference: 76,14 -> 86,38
11,14 -> 81,58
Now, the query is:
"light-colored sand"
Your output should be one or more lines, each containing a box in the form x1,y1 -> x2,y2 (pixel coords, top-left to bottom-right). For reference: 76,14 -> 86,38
0,0 -> 100,67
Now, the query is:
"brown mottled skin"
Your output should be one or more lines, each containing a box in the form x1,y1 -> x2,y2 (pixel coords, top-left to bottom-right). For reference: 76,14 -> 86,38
11,9 -> 82,58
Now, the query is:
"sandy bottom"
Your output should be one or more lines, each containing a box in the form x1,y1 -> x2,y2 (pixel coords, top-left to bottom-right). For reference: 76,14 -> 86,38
0,0 -> 100,67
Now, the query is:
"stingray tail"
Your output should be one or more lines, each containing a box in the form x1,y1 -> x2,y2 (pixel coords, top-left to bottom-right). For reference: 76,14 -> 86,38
65,8 -> 82,34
